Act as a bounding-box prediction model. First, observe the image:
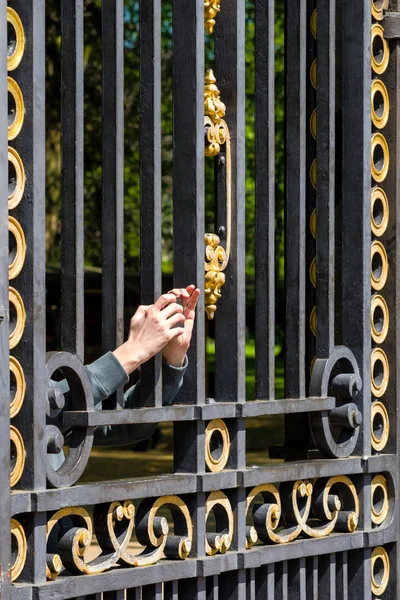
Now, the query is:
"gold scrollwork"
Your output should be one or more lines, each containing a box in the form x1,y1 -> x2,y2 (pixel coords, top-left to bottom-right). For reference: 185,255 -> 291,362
310,59 -> 317,90
205,419 -> 230,472
310,209 -> 317,239
8,216 -> 26,280
310,108 -> 317,140
371,24 -> 390,75
204,70 -> 231,319
371,187 -> 389,237
11,518 -> 27,581
310,257 -> 316,288
372,0 -> 389,21
310,306 -> 316,337
8,146 -> 25,210
371,546 -> 390,596
371,401 -> 389,451
205,491 -> 234,555
204,0 -> 222,35
371,347 -> 389,398
310,158 -> 317,189
8,76 -> 24,141
310,9 -> 317,39
371,475 -> 389,525
10,425 -> 25,487
371,133 -> 389,183
245,477 -> 359,548
371,79 -> 389,129
7,7 -> 25,71
9,286 -> 26,349
10,355 -> 25,419
371,294 -> 389,344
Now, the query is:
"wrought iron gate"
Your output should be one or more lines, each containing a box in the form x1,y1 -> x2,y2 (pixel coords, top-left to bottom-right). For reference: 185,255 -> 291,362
2,0 -> 399,598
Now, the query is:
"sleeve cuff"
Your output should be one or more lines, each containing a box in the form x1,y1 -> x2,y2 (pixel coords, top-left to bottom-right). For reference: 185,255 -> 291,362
162,354 -> 188,372
87,351 -> 130,397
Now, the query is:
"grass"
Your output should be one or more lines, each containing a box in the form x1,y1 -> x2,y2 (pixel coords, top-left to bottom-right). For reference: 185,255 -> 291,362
79,341 -> 285,484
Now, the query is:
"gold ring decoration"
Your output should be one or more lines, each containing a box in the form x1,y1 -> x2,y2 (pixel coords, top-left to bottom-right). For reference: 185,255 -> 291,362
371,132 -> 389,183
10,518 -> 27,581
371,475 -> 389,525
310,257 -> 317,288
310,306 -> 316,337
7,7 -> 25,71
371,79 -> 389,129
310,209 -> 317,239
205,419 -> 230,472
371,546 -> 390,596
10,355 -> 25,418
8,146 -> 25,210
371,24 -> 390,75
204,0 -> 222,34
371,241 -> 388,291
371,348 -> 389,398
310,58 -> 317,89
372,0 -> 389,21
310,158 -> 317,189
310,9 -> 317,39
8,216 -> 26,280
371,187 -> 389,237
310,108 -> 317,140
371,294 -> 389,344
8,77 -> 24,141
205,491 -> 234,555
10,425 -> 25,487
371,401 -> 389,451
9,286 -> 26,349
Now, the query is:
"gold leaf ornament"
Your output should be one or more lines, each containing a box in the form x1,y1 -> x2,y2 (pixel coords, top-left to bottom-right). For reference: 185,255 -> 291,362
204,0 -> 222,34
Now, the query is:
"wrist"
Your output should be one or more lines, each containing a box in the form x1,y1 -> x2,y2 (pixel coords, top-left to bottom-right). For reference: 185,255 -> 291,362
162,349 -> 186,368
113,342 -> 143,375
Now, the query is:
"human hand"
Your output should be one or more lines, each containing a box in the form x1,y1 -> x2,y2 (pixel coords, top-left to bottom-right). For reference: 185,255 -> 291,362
161,285 -> 201,367
113,293 -> 185,375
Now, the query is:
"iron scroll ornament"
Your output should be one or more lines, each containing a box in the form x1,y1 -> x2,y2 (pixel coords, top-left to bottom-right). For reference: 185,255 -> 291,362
45,351 -> 94,488
309,346 -> 363,458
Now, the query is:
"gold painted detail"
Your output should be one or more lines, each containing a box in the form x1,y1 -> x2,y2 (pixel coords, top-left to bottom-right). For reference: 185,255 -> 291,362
371,187 -> 389,237
245,476 -> 359,549
7,7 -> 25,71
371,546 -> 390,596
205,491 -> 234,555
371,132 -> 389,183
205,418 -> 230,472
310,257 -> 316,288
310,209 -> 317,239
371,24 -> 390,75
10,425 -> 25,487
310,158 -> 317,189
310,109 -> 317,140
371,475 -> 389,525
371,241 -> 388,292
9,286 -> 26,349
371,347 -> 389,398
310,59 -> 317,90
310,9 -> 317,39
372,0 -> 389,21
204,0 -> 222,34
310,306 -> 316,337
204,70 -> 231,319
8,76 -> 24,141
371,294 -> 389,344
11,518 -> 27,581
371,79 -> 389,129
8,146 -> 25,210
10,355 -> 25,418
8,216 -> 26,280
371,401 -> 389,451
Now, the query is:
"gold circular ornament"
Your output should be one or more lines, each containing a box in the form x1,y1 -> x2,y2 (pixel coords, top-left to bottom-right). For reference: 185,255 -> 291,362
371,294 -> 389,344
7,7 -> 25,71
8,216 -> 26,280
371,79 -> 389,129
371,24 -> 390,75
371,187 -> 389,237
371,133 -> 389,183
310,306 -> 316,337
8,77 -> 24,140
205,419 -> 230,472
10,518 -> 27,581
371,241 -> 388,291
310,108 -> 317,140
310,158 -> 317,189
371,546 -> 390,596
371,348 -> 389,398
8,146 -> 25,210
310,209 -> 317,239
309,257 -> 316,288
310,9 -> 317,39
371,475 -> 389,525
9,286 -> 26,349
371,401 -> 389,452
372,0 -> 389,21
10,355 -> 25,418
310,59 -> 317,90
10,425 -> 25,487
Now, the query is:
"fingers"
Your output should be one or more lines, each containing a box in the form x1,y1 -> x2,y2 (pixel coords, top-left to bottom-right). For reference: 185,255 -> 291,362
153,293 -> 178,311
167,287 -> 191,300
162,301 -> 184,320
167,313 -> 185,328
185,288 -> 201,313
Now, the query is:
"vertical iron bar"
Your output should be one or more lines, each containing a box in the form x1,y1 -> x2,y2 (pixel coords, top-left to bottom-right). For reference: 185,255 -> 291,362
102,0 -> 124,407
284,0 -> 307,399
60,0 -> 84,361
139,0 -> 162,408
318,554 -> 336,599
254,0 -> 275,400
315,0 -> 335,357
0,0 -> 10,595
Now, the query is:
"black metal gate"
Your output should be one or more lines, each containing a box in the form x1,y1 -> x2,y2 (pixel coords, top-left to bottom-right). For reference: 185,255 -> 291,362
2,0 -> 399,597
